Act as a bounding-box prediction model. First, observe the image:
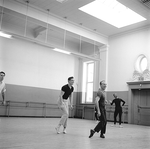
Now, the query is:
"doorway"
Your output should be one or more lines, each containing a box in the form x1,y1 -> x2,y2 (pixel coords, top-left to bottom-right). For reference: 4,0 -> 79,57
132,89 -> 150,126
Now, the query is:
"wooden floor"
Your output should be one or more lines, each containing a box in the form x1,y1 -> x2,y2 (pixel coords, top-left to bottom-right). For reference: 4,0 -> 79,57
0,117 -> 150,149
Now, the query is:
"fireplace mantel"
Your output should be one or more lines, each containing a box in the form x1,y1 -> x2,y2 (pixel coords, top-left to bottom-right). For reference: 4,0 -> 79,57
127,81 -> 150,85
127,81 -> 150,89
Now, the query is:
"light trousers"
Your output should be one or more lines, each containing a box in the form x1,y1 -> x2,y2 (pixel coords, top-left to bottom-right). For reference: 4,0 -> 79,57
58,99 -> 69,128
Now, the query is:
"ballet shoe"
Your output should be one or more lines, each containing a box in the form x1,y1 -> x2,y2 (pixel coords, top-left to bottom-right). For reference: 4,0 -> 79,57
100,134 -> 105,138
89,129 -> 95,138
55,127 -> 60,134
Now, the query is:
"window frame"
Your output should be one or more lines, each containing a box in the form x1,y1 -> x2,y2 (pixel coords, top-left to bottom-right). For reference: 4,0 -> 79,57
82,61 -> 94,103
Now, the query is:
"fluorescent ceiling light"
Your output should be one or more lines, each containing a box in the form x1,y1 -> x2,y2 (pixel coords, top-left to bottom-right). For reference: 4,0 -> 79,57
53,48 -> 71,55
79,0 -> 146,28
56,0 -> 68,3
0,31 -> 12,38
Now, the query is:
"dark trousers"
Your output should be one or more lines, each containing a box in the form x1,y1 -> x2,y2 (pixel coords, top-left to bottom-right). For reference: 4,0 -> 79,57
114,108 -> 122,125
94,108 -> 107,135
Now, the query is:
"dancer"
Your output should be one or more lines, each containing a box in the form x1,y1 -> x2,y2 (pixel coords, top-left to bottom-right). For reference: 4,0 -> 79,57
110,93 -> 125,127
0,71 -> 6,105
89,80 -> 107,138
55,76 -> 74,134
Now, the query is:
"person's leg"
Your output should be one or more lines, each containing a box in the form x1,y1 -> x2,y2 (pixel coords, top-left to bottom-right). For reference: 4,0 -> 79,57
100,110 -> 107,138
94,121 -> 103,132
119,109 -> 123,127
89,109 -> 106,138
114,110 -> 118,124
56,97 -> 64,133
56,101 -> 68,134
89,117 -> 102,138
62,100 -> 69,133
111,110 -> 117,126
100,121 -> 106,138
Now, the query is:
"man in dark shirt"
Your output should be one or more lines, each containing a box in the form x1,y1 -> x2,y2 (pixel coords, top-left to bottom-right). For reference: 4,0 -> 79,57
56,77 -> 74,134
89,80 -> 107,139
110,93 -> 125,127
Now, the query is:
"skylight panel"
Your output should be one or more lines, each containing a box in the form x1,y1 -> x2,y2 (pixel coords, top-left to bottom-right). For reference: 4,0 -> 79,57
79,0 -> 146,28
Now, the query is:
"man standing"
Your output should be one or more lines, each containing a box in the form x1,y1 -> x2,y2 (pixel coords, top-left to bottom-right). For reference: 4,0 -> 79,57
110,93 -> 125,127
89,80 -> 107,138
0,71 -> 6,105
55,77 -> 74,134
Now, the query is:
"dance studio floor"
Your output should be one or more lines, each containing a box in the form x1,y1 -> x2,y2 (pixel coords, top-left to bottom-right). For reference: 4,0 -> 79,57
0,117 -> 150,149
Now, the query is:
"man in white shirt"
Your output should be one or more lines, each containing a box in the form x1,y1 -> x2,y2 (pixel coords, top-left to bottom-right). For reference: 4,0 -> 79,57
0,71 -> 6,105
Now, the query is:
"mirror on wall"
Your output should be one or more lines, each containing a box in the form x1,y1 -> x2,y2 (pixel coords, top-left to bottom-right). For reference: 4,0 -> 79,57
133,54 -> 150,81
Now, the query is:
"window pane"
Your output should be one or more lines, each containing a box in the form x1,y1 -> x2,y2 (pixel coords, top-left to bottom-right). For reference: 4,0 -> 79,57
47,24 -> 64,48
82,61 -> 95,104
141,57 -> 147,72
86,83 -> 93,102
2,8 -> 26,36
81,37 -> 94,56
26,17 -> 47,42
66,31 -> 80,53
87,63 -> 94,82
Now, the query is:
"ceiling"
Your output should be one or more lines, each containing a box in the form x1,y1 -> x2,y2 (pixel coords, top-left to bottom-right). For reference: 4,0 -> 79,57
14,0 -> 150,37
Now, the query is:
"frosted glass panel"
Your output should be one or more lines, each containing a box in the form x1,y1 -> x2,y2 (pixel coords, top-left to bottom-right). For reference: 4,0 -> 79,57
26,17 -> 47,42
86,83 -> 93,102
87,63 -> 94,82
47,24 -> 64,48
65,31 -> 80,52
1,8 -> 26,36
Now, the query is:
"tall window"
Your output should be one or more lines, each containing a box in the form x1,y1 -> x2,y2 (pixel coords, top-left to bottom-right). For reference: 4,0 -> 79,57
82,61 -> 94,103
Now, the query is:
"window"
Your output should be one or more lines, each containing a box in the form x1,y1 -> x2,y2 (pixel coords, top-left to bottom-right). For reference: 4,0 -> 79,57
82,61 -> 94,103
133,54 -> 150,81
135,54 -> 148,73
140,57 -> 147,72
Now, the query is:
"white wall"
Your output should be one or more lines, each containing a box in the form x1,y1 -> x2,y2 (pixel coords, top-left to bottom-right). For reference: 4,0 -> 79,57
0,36 -> 79,91
107,27 -> 150,91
